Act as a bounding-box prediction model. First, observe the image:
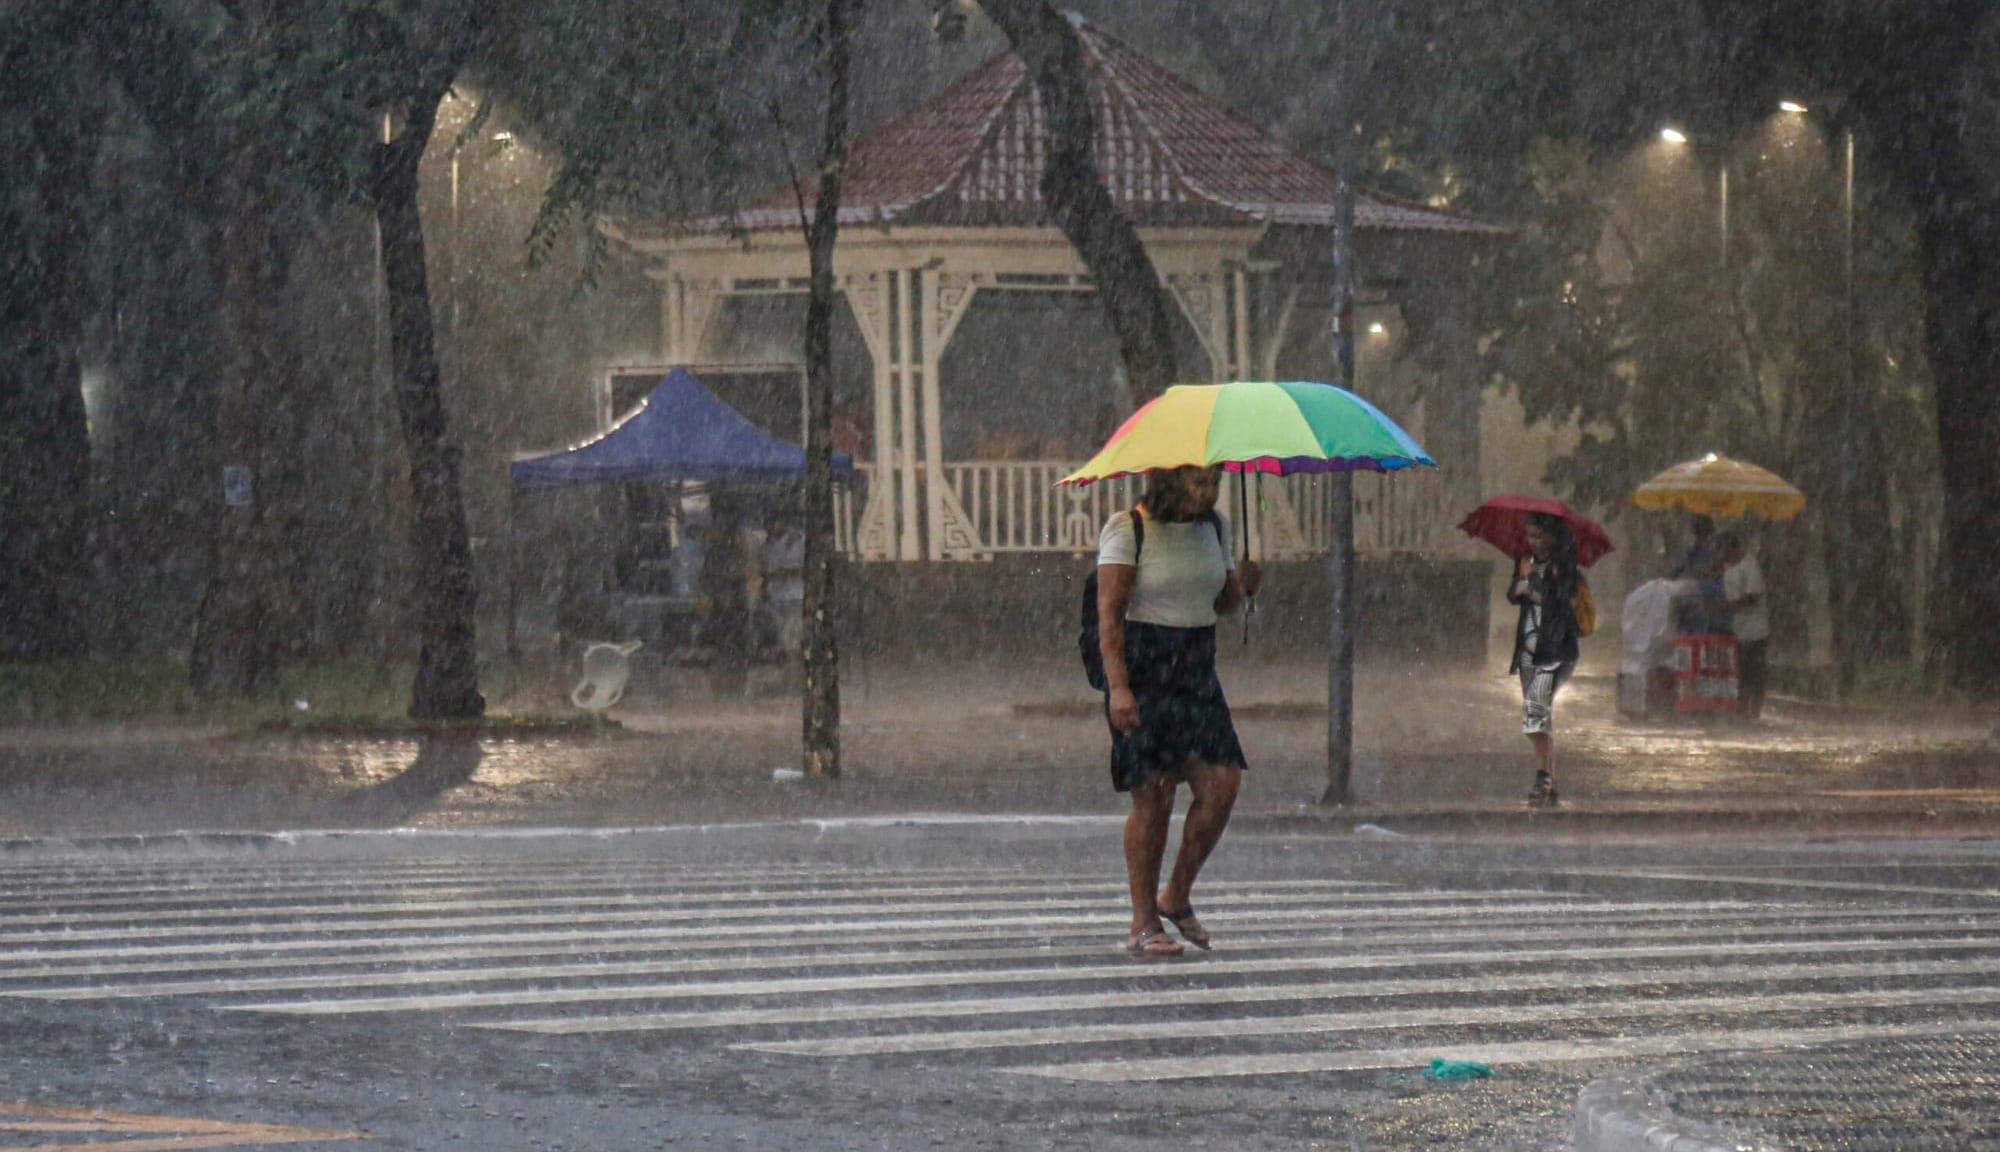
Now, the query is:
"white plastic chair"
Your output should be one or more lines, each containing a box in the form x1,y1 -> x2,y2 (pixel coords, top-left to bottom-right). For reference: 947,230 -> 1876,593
571,639 -> 643,711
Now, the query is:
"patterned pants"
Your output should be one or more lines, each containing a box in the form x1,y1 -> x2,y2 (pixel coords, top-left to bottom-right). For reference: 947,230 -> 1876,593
1520,662 -> 1576,736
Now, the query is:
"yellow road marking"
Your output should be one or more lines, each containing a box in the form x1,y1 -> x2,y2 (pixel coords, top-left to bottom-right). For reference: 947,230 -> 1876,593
0,1102 -> 361,1150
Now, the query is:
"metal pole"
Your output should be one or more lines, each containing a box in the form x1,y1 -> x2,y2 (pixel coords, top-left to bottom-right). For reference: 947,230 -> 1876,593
1843,131 -> 1855,404
1323,177 -> 1357,806
1838,128 -> 1857,698
1718,165 -> 1729,269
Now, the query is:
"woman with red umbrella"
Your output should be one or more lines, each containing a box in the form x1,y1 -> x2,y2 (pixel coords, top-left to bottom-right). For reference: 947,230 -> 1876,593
1459,496 -> 1609,809
1507,514 -> 1584,808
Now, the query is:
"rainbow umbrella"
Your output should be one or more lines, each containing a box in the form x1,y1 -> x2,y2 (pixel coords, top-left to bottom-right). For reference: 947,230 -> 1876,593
1058,381 -> 1435,486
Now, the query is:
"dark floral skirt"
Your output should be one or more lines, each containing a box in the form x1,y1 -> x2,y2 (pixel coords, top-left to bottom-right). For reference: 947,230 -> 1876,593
1106,621 -> 1247,792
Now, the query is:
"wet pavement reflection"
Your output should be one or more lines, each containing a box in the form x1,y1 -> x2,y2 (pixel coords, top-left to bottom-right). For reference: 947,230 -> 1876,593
0,658 -> 1993,835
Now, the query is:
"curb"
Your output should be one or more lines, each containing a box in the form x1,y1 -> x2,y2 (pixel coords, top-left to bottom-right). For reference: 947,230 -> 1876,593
1230,805 -> 2000,839
1572,1079 -> 1754,1152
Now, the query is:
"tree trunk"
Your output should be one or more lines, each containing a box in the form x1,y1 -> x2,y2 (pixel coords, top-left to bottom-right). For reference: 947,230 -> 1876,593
973,0 -> 1178,402
0,25 -> 98,661
801,0 -> 859,779
374,95 -> 484,720
1878,105 -> 2000,696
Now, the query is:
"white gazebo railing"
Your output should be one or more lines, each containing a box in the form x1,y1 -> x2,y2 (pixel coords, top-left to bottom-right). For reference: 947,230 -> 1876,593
839,461 -> 1449,560
948,461 -> 1144,554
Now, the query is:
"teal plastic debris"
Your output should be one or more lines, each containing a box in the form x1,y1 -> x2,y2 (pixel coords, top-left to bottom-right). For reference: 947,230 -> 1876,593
1426,1058 -> 1493,1080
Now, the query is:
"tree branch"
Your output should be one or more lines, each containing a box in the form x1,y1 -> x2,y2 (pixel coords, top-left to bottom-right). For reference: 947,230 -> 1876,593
972,0 -> 1178,402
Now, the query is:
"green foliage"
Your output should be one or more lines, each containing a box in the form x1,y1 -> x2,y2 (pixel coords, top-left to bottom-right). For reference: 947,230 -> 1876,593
477,0 -> 820,268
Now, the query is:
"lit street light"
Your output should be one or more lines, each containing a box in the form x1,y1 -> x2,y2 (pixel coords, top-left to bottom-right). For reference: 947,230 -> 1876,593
1656,125 -> 1727,265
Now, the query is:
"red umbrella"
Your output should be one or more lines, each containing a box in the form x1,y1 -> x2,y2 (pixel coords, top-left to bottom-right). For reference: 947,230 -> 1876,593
1457,494 -> 1615,568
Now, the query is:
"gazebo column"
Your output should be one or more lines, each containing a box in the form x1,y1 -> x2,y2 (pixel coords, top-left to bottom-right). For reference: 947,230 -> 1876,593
660,275 -> 723,364
895,268 -> 921,561
844,272 -> 902,561
846,268 -> 928,562
921,270 -> 983,559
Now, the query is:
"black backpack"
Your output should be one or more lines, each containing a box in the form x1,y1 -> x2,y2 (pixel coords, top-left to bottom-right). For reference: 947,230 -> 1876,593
1079,508 -> 1221,690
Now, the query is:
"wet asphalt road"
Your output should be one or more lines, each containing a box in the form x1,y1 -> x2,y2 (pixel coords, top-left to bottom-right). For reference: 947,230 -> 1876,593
1,823 -> 1998,1150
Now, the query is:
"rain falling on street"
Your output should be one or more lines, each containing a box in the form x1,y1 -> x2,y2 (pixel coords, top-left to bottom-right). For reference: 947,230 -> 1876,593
5,0 -> 2000,1147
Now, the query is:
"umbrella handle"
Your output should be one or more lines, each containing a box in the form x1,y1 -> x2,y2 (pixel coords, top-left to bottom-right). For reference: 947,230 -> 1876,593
1239,473 -> 1256,644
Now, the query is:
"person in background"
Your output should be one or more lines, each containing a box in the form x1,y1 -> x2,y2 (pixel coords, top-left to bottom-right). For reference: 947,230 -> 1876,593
695,498 -> 754,694
1675,515 -> 1717,580
1673,515 -> 1730,634
1508,512 -> 1582,808
762,508 -> 807,652
1096,466 -> 1261,958
1720,531 -> 1770,719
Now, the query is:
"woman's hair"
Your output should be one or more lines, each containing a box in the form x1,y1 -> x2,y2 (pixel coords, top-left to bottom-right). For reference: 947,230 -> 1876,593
1141,468 -> 1201,522
1526,511 -> 1580,597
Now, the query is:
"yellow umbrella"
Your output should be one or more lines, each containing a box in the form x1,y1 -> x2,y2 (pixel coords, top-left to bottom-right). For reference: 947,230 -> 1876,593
1632,453 -> 1805,520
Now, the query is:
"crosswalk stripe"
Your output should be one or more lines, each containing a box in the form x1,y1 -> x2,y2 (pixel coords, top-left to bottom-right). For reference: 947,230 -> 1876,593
1542,867 -> 2000,900
0,912 -> 1984,984
0,891 -> 1613,948
0,865 -> 1104,901
1011,1018 -> 2000,1082
222,935 -> 2000,1017
16,916 -> 1998,1000
0,901 -> 1871,975
0,878 -> 1396,926
0,873 -> 1389,909
744,983 -> 2000,1056
483,954 -> 2000,1034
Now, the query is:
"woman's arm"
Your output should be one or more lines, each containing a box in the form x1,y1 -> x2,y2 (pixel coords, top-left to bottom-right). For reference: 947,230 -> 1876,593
1214,559 -> 1263,616
1505,555 -> 1533,604
1098,564 -> 1139,732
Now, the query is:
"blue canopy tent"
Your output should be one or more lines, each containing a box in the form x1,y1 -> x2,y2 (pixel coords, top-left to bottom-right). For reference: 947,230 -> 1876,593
510,367 -> 852,488
506,368 -> 853,660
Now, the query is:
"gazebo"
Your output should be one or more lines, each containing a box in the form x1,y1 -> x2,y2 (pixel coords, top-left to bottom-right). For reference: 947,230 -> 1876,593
604,16 -> 1504,564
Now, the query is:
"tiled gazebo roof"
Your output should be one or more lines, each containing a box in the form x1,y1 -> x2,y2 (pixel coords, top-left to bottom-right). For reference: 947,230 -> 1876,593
639,17 -> 1502,238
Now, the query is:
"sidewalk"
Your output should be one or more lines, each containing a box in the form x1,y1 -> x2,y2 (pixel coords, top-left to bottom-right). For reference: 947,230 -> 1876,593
0,655 -> 1994,839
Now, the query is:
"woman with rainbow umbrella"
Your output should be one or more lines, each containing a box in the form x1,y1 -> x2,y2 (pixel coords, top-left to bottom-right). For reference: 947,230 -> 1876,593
1062,381 -> 1432,958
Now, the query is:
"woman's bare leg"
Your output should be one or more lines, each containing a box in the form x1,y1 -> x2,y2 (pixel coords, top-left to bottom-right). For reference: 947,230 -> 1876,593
1160,761 -> 1240,914
1124,775 -> 1177,935
1529,732 -> 1554,781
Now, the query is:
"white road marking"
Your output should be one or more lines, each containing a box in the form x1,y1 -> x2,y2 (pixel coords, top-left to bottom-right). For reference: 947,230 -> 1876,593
18,916 -> 1998,1000
1548,867 -> 2000,900
1013,1019 -> 2000,1082
0,878 -> 1389,925
746,983 -> 2000,1056
0,908 -> 1984,992
0,890 -> 1606,947
225,936 -> 2000,1017
485,955 -> 2000,1034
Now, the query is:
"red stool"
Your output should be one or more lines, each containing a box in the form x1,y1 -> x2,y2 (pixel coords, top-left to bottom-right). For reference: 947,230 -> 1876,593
1672,634 -> 1739,714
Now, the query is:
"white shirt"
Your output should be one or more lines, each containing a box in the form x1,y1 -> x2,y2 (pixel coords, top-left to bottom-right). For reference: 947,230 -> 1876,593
1096,510 -> 1235,628
1724,557 -> 1770,642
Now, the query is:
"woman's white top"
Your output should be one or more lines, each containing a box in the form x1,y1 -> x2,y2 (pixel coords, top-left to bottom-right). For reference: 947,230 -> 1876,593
1096,510 -> 1236,628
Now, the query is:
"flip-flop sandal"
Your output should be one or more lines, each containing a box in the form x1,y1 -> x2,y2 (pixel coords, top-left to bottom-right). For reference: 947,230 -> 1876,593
1126,925 -> 1183,958
1160,904 -> 1211,949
